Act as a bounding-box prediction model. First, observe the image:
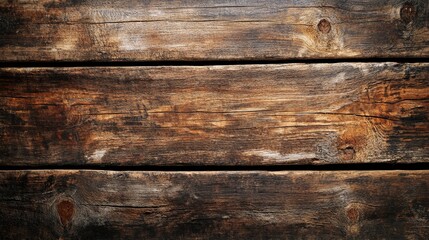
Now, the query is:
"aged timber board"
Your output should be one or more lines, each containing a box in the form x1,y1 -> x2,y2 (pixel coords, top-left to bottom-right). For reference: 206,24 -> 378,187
0,0 -> 428,61
0,62 -> 428,166
0,170 -> 428,239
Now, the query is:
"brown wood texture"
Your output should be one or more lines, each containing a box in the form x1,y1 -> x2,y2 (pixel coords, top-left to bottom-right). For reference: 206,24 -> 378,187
0,62 -> 428,166
0,0 -> 428,61
0,170 -> 428,239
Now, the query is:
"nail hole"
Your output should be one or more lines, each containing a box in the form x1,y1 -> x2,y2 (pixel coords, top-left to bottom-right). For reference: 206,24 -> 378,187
317,19 -> 331,34
400,2 -> 416,24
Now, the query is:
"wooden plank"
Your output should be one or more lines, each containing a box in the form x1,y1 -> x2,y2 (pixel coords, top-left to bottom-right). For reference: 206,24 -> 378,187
0,63 -> 428,166
0,170 -> 428,239
0,0 -> 428,61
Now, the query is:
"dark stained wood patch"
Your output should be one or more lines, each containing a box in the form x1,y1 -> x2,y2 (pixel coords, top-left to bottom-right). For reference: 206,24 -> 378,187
0,170 -> 428,239
0,0 -> 428,61
0,62 -> 428,166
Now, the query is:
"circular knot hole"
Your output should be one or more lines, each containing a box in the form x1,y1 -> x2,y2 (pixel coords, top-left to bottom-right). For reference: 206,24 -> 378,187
400,2 -> 416,24
318,19 -> 331,33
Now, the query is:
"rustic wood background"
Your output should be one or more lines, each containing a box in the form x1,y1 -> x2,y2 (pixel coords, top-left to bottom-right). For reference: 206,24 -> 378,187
0,0 -> 428,239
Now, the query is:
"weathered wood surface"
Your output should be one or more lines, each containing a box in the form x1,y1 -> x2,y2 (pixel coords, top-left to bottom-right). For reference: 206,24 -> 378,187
0,0 -> 428,61
0,170 -> 428,239
1,63 -> 428,166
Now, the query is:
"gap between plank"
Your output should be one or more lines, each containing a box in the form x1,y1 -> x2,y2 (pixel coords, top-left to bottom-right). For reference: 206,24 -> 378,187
1,162 -> 429,171
1,57 -> 429,68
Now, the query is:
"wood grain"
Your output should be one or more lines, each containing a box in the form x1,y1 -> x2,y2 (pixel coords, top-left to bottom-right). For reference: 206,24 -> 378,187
0,170 -> 428,239
1,63 -> 428,166
0,0 -> 428,61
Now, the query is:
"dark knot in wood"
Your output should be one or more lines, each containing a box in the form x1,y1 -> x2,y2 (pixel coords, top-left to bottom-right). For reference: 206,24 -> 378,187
317,19 -> 331,34
57,199 -> 74,226
400,2 -> 416,24
341,146 -> 356,161
347,206 -> 360,222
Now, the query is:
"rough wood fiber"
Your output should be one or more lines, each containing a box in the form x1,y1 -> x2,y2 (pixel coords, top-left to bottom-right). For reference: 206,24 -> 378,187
0,170 -> 428,239
1,63 -> 428,166
0,0 -> 428,61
